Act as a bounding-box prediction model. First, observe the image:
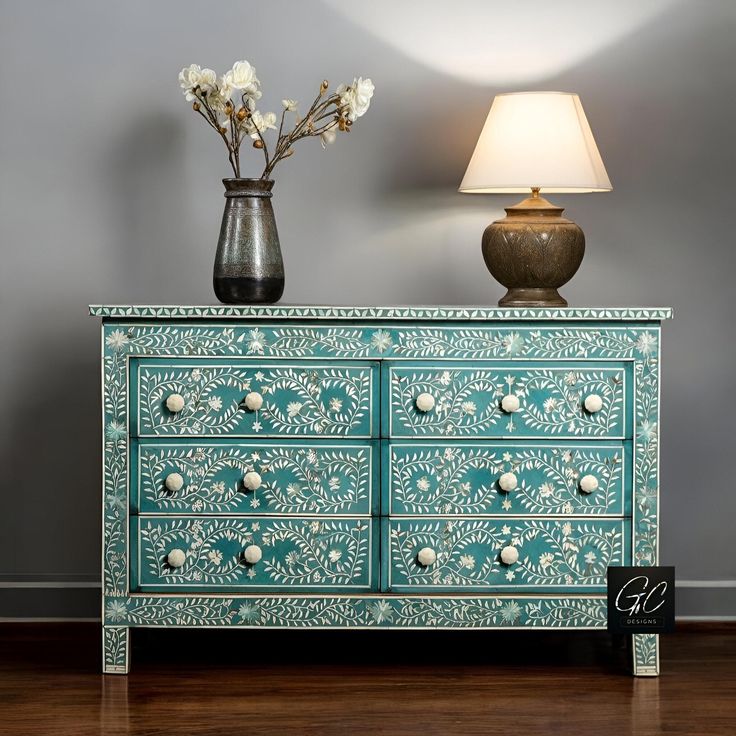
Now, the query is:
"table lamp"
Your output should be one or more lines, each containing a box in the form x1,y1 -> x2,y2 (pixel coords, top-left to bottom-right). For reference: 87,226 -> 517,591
459,92 -> 612,307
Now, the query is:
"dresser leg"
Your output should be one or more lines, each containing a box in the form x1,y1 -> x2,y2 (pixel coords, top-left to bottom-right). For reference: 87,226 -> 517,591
631,633 -> 659,676
103,626 -> 130,674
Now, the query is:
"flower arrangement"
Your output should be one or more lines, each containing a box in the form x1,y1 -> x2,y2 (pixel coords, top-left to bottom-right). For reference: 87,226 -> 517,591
179,60 -> 375,179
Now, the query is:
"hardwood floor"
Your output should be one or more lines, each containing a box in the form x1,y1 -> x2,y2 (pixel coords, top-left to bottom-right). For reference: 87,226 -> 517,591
0,624 -> 734,735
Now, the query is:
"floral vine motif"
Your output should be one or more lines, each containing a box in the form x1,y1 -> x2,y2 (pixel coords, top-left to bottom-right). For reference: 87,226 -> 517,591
389,519 -> 623,589
103,627 -> 129,672
138,364 -> 374,437
390,329 -> 523,358
106,595 -> 608,629
261,367 -> 371,435
390,367 -> 625,437
99,317 -> 661,642
138,517 -> 372,589
139,443 -> 372,514
390,444 -> 623,515
633,633 -> 659,674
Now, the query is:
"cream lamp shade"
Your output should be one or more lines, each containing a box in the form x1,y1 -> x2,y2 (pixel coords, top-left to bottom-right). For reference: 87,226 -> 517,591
459,92 -> 612,194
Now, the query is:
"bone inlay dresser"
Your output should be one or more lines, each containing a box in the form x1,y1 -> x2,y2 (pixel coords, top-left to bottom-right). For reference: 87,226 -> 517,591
91,305 -> 671,675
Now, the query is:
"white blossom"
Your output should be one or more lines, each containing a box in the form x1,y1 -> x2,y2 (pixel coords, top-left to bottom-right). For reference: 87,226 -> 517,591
210,77 -> 234,111
539,482 -> 554,498
105,329 -> 129,350
337,77 -> 375,121
543,397 -> 558,413
179,63 -> 203,100
246,111 -> 278,139
321,121 -> 338,148
207,549 -> 223,565
224,60 -> 261,97
282,98 -> 298,111
198,68 -> 217,97
459,554 -> 475,570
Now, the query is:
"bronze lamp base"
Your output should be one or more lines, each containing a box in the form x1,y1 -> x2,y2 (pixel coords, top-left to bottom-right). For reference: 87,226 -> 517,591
482,188 -> 585,307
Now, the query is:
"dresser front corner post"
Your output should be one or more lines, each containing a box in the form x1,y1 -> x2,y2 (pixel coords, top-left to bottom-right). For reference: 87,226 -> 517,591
631,633 -> 660,676
103,626 -> 130,675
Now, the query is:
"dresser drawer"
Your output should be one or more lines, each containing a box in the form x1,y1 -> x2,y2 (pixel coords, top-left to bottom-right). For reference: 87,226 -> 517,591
132,440 -> 378,515
385,442 -> 629,516
131,359 -> 379,437
132,516 -> 378,592
383,517 -> 627,592
384,362 -> 629,439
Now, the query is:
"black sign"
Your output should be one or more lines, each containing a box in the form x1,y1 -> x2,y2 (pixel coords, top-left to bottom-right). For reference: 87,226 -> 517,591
607,566 -> 675,633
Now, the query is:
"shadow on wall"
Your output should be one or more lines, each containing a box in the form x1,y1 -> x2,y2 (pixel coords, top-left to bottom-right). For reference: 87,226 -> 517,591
0,333 -> 101,574
1,114 -> 192,576
105,113 -> 197,302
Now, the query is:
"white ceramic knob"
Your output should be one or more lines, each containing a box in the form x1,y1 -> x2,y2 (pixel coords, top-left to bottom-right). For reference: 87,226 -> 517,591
501,394 -> 520,413
244,391 -> 263,411
415,393 -> 436,412
164,472 -> 184,492
167,548 -> 186,568
165,393 -> 185,413
243,544 -> 262,564
243,471 -> 262,491
417,547 -> 437,566
584,394 -> 603,413
498,472 -> 518,492
500,545 -> 519,565
580,474 -> 599,494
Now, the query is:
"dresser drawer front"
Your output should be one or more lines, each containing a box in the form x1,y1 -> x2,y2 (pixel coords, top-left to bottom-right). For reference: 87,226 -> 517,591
385,442 -> 628,516
132,516 -> 378,592
385,362 -> 628,439
132,360 -> 378,437
384,517 -> 627,592
133,440 -> 378,515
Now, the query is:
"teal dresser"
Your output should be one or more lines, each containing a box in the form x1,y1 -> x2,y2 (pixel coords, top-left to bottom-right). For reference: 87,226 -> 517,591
91,305 -> 671,675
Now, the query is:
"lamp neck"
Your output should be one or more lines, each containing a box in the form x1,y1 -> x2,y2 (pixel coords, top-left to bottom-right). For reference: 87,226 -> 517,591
504,188 -> 565,218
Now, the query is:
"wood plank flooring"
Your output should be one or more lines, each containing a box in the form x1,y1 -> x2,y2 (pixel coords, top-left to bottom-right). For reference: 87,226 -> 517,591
0,623 -> 734,735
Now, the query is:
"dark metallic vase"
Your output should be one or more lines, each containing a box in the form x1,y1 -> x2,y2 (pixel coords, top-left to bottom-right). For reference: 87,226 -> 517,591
213,178 -> 284,304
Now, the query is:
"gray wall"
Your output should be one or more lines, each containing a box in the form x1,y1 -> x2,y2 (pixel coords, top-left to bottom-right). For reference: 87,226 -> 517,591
1,0 -> 734,618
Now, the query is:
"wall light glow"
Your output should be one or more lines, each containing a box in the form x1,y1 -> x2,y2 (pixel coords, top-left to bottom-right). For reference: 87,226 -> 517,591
323,0 -> 677,85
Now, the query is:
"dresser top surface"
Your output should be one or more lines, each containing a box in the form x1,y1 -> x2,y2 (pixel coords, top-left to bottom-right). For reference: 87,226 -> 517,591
89,304 -> 672,322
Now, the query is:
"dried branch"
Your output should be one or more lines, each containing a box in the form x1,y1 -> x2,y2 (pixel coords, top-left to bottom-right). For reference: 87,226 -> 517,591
180,63 -> 373,180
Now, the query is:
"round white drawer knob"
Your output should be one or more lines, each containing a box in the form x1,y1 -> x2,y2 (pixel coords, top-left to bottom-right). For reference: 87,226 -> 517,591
243,544 -> 262,564
165,393 -> 185,413
244,391 -> 263,411
167,548 -> 186,568
498,472 -> 518,492
500,545 -> 519,565
584,394 -> 603,413
501,394 -> 520,413
164,472 -> 184,492
580,474 -> 599,494
243,471 -> 262,491
415,393 -> 436,412
417,547 -> 437,566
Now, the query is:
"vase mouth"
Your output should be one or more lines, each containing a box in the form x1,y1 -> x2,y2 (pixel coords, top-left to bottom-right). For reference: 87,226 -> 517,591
223,178 -> 274,196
